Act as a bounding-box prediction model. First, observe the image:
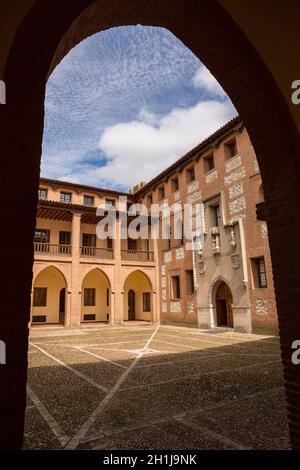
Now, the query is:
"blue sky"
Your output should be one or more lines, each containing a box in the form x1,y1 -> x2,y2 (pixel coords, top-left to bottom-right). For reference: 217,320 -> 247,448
42,26 -> 236,191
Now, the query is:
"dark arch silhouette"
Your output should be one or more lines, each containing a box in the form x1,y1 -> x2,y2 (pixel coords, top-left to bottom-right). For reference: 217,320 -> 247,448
1,0 -> 300,449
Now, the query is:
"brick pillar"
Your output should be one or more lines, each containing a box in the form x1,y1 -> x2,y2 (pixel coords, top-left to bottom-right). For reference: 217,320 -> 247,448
113,215 -> 123,324
70,212 -> 82,327
152,235 -> 161,324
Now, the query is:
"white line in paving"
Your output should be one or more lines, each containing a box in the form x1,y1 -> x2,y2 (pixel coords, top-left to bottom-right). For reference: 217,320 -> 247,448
27,385 -> 70,447
64,325 -> 160,450
136,353 -> 227,369
26,404 -> 35,411
156,333 -> 280,354
74,347 -> 128,370
173,414 -> 250,450
121,359 -> 282,391
153,338 -> 208,351
33,339 -> 149,348
30,342 -> 109,393
158,330 -> 280,347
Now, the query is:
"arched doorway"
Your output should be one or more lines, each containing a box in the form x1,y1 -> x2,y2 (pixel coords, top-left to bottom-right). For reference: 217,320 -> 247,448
81,269 -> 111,323
2,0 -> 300,450
32,266 -> 67,325
215,282 -> 233,328
123,271 -> 152,322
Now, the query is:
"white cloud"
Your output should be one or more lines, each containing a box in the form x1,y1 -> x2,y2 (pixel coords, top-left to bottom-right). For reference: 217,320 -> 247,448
192,65 -> 226,97
75,98 -> 236,188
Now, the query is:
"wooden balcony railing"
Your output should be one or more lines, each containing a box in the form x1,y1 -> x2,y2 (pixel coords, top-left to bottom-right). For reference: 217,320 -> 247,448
34,243 -> 72,256
80,246 -> 114,259
121,250 -> 154,262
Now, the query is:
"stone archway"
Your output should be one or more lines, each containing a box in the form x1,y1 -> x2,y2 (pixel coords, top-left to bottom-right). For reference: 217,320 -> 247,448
31,266 -> 67,325
123,270 -> 153,322
1,0 -> 300,450
215,281 -> 233,328
81,268 -> 111,323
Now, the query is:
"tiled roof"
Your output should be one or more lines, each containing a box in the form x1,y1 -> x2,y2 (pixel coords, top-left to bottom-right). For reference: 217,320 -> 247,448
40,178 -> 132,197
134,115 -> 242,197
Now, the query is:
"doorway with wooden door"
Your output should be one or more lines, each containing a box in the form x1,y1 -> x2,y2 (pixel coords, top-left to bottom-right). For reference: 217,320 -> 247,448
128,289 -> 135,321
59,287 -> 66,325
215,282 -> 233,327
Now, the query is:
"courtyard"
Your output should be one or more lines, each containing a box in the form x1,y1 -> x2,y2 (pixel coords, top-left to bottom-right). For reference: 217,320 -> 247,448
24,324 -> 290,450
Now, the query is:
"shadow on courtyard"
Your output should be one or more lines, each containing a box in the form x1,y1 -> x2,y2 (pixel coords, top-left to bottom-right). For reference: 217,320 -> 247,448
24,331 -> 290,450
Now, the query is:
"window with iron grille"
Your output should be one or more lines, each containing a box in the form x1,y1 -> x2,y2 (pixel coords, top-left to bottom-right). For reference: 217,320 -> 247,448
186,270 -> 195,294
186,166 -> 195,183
32,315 -> 47,323
105,199 -> 115,209
106,288 -> 110,306
33,287 -> 47,307
82,233 -> 96,247
251,257 -> 267,288
146,194 -> 153,208
204,154 -> 215,172
83,314 -> 96,321
84,195 -> 94,206
225,138 -> 237,158
84,288 -> 96,306
38,188 -> 48,200
34,229 -> 50,243
158,186 -> 165,200
128,238 -> 137,250
60,192 -> 72,203
171,177 -> 179,192
59,231 -> 71,245
171,275 -> 181,300
143,292 -> 151,312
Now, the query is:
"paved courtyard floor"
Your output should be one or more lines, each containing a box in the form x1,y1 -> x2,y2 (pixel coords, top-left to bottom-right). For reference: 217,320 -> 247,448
24,324 -> 290,450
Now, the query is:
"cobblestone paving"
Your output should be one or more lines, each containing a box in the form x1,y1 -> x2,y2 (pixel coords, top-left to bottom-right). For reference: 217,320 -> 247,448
23,325 -> 290,450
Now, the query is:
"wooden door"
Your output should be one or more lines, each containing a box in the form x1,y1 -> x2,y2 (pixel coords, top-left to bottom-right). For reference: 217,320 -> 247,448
216,282 -> 233,327
59,288 -> 66,324
128,289 -> 135,321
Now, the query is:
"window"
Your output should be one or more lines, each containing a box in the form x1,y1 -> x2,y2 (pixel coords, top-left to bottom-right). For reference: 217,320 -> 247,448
251,257 -> 267,288
38,188 -> 48,200
59,231 -> 71,245
171,275 -> 181,299
83,314 -> 96,321
171,176 -> 179,192
84,195 -> 94,206
107,237 -> 113,249
82,233 -> 96,247
143,292 -> 151,312
60,192 -> 72,203
34,228 -> 50,245
59,231 -> 71,254
106,288 -> 110,306
105,199 -> 115,209
146,194 -> 153,208
186,270 -> 195,294
158,186 -> 165,201
33,287 -> 47,307
225,138 -> 237,159
84,288 -> 96,306
186,166 -> 195,183
213,204 -> 222,227
128,238 -> 137,250
204,154 -> 215,172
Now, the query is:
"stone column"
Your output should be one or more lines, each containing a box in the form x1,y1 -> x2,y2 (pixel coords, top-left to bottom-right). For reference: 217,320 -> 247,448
70,212 -> 82,327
